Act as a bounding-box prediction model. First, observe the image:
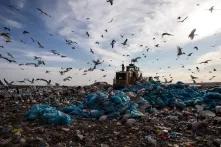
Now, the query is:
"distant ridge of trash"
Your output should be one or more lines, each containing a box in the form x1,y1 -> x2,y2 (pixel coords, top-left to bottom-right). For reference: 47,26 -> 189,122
25,81 -> 221,125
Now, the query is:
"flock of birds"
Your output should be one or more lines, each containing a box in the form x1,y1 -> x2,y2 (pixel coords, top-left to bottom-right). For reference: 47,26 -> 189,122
0,1 -> 220,86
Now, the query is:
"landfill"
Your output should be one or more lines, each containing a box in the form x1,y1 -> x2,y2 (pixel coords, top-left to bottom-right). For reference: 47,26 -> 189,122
1,81 -> 221,146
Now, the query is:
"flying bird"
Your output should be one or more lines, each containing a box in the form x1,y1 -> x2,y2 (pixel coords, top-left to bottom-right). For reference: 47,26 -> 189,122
3,27 -> 10,31
177,46 -> 185,56
36,8 -> 51,17
0,54 -> 16,63
63,76 -> 72,82
107,0 -> 113,5
122,39 -> 128,46
199,60 -> 212,64
194,46 -> 199,50
90,48 -> 94,54
187,53 -> 193,57
4,78 -> 14,86
209,76 -> 216,80
177,16 -> 188,23
155,44 -> 160,47
25,63 -> 38,67
0,80 -> 4,86
34,56 -> 41,60
92,59 -> 103,69
25,78 -> 35,84
161,33 -> 173,38
196,67 -> 200,72
131,57 -> 141,62
111,40 -> 116,48
23,30 -> 29,34
7,52 -> 15,58
86,32 -> 90,37
209,6 -> 215,13
0,32 -> 11,42
30,37 -> 35,42
188,29 -> 196,40
36,78 -> 51,85
37,41 -> 44,48
190,75 -> 198,80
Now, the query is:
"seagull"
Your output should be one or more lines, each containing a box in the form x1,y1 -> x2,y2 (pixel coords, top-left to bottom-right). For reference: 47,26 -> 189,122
190,75 -> 198,80
36,8 -> 51,17
3,27 -> 10,31
92,59 -> 103,69
187,53 -> 193,57
17,80 -> 26,83
111,40 -> 116,48
90,48 -> 94,54
25,78 -> 35,84
161,33 -> 173,38
51,50 -> 60,56
0,54 -> 16,63
25,63 -> 38,67
63,76 -> 72,82
188,29 -> 196,40
122,39 -> 128,46
177,16 -> 188,23
0,80 -> 5,86
86,32 -> 90,37
209,6 -> 214,13
7,5 -> 20,11
7,52 -> 15,58
4,78 -> 14,86
23,30 -> 29,34
30,37 -> 35,42
131,57 -> 141,62
155,44 -> 160,47
209,76 -> 216,80
45,70 -> 50,74
177,46 -> 185,56
194,46 -> 199,50
36,78 -> 51,85
37,41 -> 44,48
0,32 -> 11,42
199,60 -> 212,64
34,56 -> 41,60
196,67 -> 200,72
107,0 -> 113,5
108,18 -> 114,23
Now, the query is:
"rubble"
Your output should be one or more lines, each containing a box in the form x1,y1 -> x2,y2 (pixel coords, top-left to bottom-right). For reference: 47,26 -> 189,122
0,82 -> 221,146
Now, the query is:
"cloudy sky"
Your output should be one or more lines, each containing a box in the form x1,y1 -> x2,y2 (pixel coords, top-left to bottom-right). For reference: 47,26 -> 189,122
0,0 -> 221,86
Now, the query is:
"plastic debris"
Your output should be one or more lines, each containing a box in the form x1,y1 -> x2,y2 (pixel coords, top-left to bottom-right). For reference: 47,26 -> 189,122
25,104 -> 72,125
63,91 -> 144,119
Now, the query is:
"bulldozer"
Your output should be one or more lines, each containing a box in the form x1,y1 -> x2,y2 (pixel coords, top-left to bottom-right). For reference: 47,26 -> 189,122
113,62 -> 143,89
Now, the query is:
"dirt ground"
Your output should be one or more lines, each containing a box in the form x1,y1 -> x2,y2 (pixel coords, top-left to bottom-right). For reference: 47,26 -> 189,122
0,85 -> 221,147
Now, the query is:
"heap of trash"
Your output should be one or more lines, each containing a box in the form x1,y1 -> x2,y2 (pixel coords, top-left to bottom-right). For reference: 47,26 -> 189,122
25,81 -> 221,125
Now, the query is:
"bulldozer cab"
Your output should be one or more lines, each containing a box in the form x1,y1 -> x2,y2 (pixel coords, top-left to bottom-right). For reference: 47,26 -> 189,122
113,63 -> 142,89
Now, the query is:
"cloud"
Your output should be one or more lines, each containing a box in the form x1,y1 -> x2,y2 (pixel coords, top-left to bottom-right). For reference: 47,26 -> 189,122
42,0 -> 221,64
0,16 -> 23,28
25,51 -> 74,62
196,47 -> 221,66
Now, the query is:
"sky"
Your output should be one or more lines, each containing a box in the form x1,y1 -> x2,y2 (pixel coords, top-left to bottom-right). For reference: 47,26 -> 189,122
0,0 -> 221,86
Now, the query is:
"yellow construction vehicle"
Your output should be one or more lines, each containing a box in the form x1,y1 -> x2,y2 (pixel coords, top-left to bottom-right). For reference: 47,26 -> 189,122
113,63 -> 142,89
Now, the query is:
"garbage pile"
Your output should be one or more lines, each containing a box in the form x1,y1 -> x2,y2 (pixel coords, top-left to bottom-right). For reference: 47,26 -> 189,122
125,81 -> 221,110
26,91 -> 143,125
25,81 -> 221,125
